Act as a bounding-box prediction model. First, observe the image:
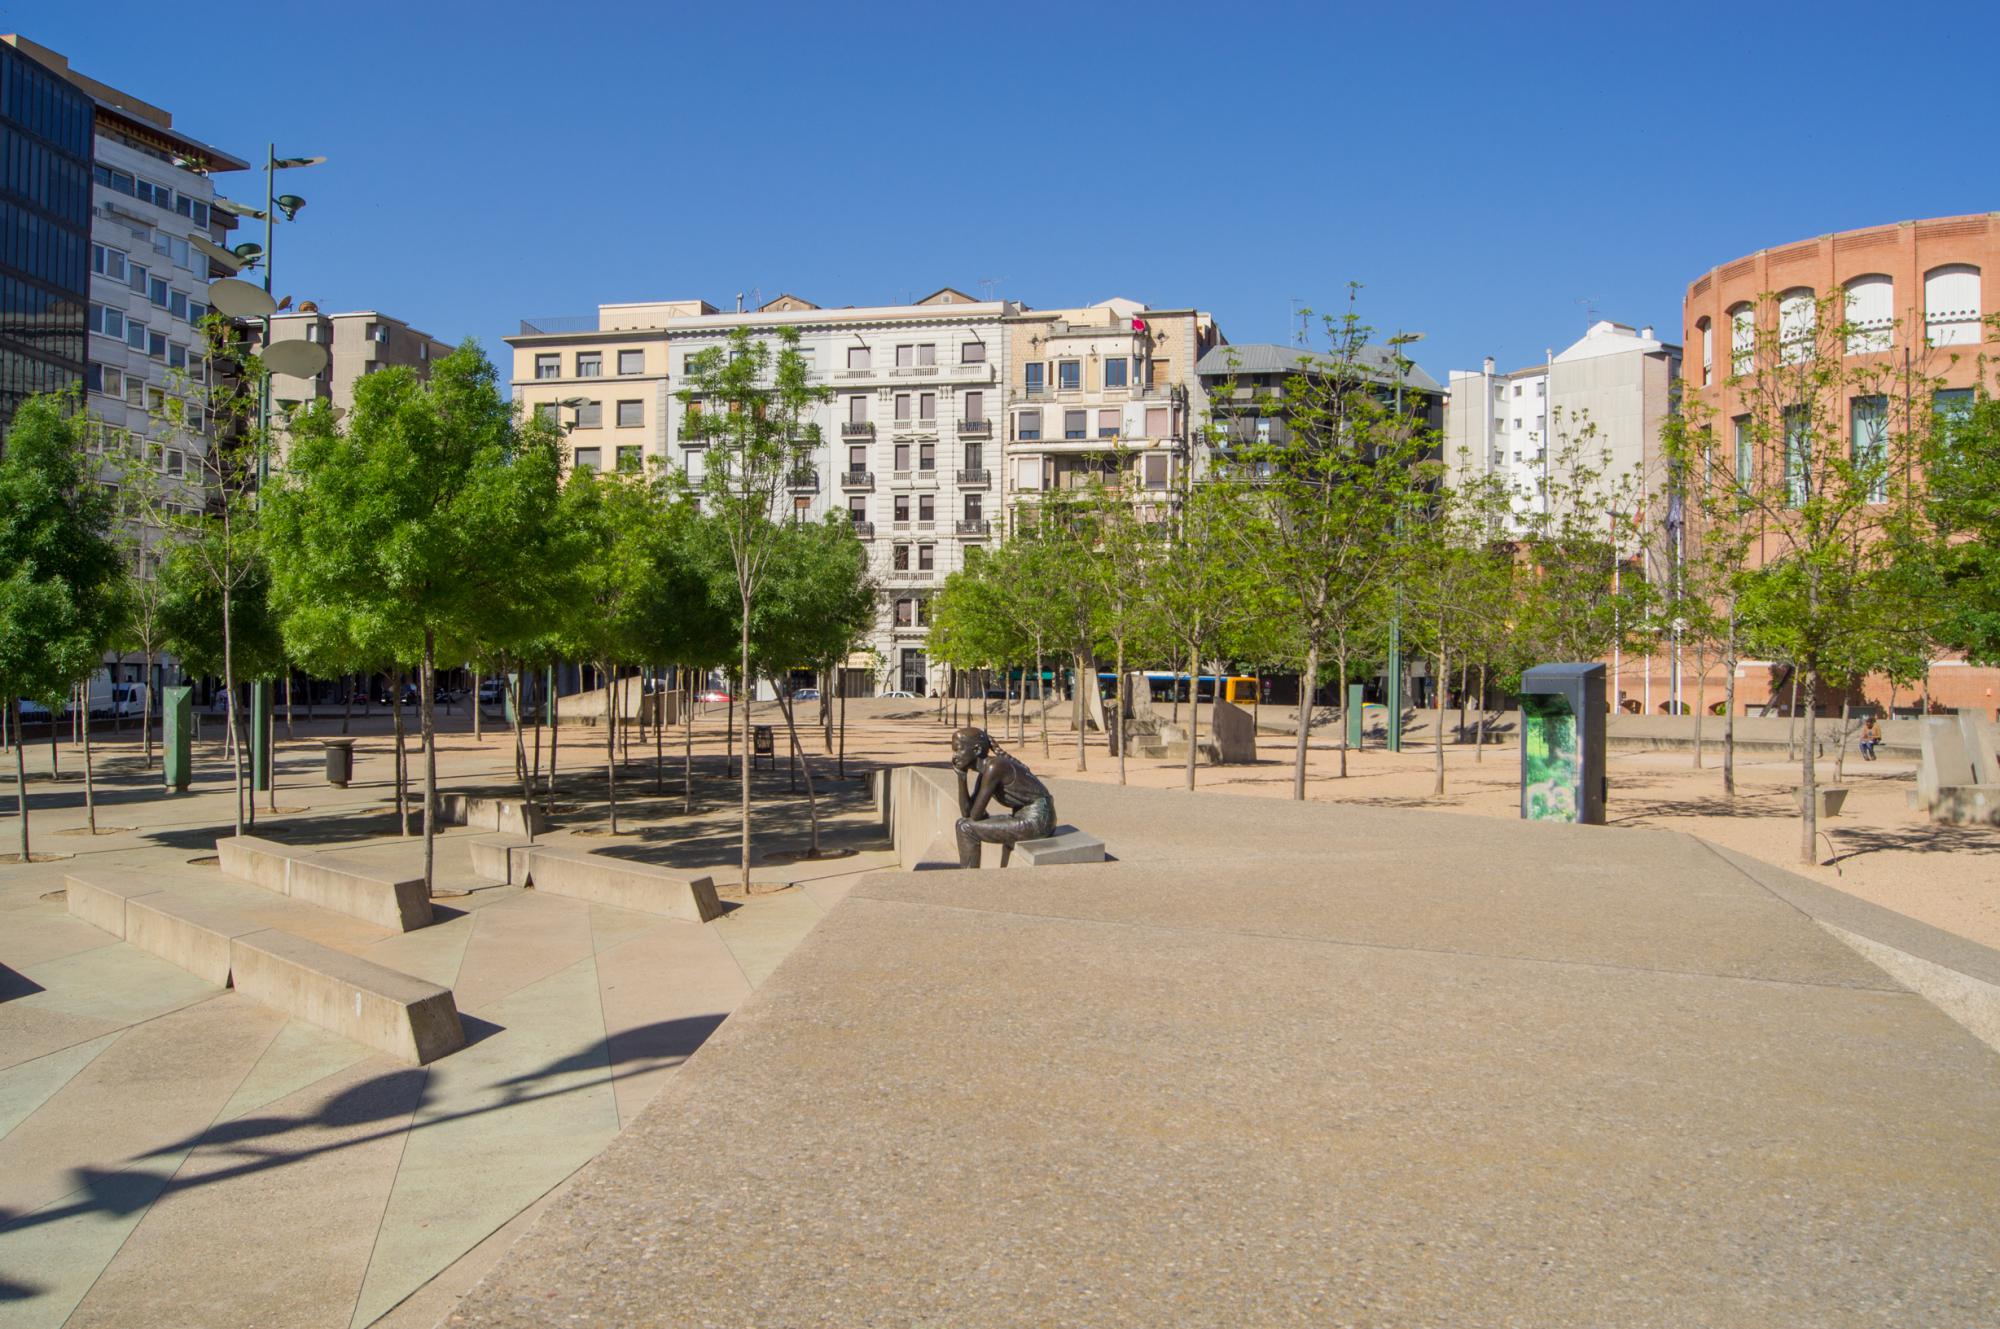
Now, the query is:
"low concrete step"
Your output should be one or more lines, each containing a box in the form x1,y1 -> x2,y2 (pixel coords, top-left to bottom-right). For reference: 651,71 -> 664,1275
469,842 -> 720,922
469,835 -> 532,885
437,793 -> 545,837
218,834 -> 433,931
1013,829 -> 1108,866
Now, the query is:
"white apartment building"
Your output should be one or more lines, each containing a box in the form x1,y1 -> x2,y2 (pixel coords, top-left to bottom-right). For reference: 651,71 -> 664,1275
1446,320 -> 1681,537
507,289 -> 1013,696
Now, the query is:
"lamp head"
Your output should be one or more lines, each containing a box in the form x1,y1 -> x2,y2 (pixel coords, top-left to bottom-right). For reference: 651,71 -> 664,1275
273,154 -> 326,170
275,194 -> 306,221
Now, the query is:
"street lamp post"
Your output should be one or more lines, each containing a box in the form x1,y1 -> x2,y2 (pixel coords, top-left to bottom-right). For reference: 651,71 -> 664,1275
1385,330 -> 1425,753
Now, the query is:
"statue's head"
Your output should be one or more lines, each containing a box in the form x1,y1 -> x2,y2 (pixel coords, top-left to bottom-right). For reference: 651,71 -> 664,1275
950,727 -> 990,771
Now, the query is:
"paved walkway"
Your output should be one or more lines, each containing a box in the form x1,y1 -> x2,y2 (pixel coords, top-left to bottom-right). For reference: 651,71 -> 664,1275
1,723 -> 891,1328
448,779 -> 2000,1327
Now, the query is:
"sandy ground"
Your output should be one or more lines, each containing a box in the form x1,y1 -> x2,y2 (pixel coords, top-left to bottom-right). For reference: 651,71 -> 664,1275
9,691 -> 1996,953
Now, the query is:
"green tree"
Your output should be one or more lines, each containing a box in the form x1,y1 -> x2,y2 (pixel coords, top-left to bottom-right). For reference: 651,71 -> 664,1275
264,345 -> 565,889
0,396 -> 126,859
678,327 -> 828,889
1922,384 -> 2000,667
1405,479 -> 1513,796
1149,470 -> 1252,791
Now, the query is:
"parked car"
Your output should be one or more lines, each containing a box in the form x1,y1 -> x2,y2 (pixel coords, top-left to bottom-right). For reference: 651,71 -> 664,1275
696,689 -> 730,703
477,679 -> 508,705
377,684 -> 420,707
435,685 -> 464,704
880,689 -> 915,699
793,687 -> 820,702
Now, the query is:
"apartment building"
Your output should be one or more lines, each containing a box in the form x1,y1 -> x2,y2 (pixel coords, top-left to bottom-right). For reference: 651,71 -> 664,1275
259,310 -> 454,461
0,36 -> 93,428
1445,320 -> 1680,535
1001,298 -> 1222,527
506,289 -> 1013,695
1196,341 -> 1444,468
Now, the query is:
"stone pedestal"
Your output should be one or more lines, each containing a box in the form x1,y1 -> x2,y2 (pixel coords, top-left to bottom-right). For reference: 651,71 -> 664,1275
162,685 -> 192,792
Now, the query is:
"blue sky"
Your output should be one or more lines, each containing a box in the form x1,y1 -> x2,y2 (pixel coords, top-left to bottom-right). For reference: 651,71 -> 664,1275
22,0 -> 1996,380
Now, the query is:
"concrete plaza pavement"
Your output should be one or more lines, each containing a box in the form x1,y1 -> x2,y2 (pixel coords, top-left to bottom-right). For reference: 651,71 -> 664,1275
0,716 -> 896,1328
450,777 -> 2000,1327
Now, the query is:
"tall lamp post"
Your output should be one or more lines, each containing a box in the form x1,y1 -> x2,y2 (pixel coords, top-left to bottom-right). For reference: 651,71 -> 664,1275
1385,330 -> 1425,753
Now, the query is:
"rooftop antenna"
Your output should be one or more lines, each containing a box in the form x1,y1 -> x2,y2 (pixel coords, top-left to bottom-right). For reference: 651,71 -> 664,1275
1290,298 -> 1309,347
978,276 -> 1006,302
1576,295 -> 1600,327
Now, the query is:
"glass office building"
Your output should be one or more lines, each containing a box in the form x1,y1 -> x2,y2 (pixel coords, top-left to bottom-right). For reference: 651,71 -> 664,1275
0,38 -> 92,429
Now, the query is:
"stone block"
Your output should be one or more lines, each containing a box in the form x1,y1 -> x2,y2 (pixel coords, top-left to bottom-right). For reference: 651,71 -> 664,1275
125,893 -> 259,987
228,928 -> 464,1065
1961,713 -> 2000,787
63,870 -> 161,939
1918,717 -> 1975,808
217,835 -> 432,932
436,793 -> 545,836
1794,786 -> 1849,818
469,835 -> 533,885
1012,829 -> 1107,866
1209,700 -> 1258,764
524,845 -> 721,922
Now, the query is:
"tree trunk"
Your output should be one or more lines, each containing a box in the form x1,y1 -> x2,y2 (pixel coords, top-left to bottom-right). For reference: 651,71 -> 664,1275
655,667 -> 665,795
1834,698 -> 1851,784
740,596 -> 754,892
1073,648 -> 1089,772
507,669 -> 536,842
1115,636 -> 1128,787
284,669 -> 294,740
1723,626 -> 1738,797
221,561 -> 243,839
473,668 -> 483,743
684,671 -> 694,813
143,650 -> 155,768
1292,641 -> 1319,801
1693,668 -> 1706,769
1475,664 -> 1487,762
838,669 -> 848,780
777,685 -> 822,858
1036,638 -> 1050,761
391,674 -> 409,837
1786,671 -> 1800,761
1184,642 -> 1199,792
1432,641 -> 1447,798
421,633 -> 437,891
726,685 -> 736,781
342,676 -> 352,736
1799,669 -> 1819,866
12,699 -> 26,860
81,681 -> 96,834
605,658 -> 620,835
546,668 -> 561,819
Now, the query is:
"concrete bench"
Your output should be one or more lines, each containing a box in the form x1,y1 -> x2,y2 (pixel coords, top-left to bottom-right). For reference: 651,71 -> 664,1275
218,835 -> 433,932
437,793 -> 545,837
64,869 -> 161,938
1011,829 -> 1108,867
521,845 -> 721,923
469,835 -> 533,885
128,893 -> 263,987
229,928 -> 465,1065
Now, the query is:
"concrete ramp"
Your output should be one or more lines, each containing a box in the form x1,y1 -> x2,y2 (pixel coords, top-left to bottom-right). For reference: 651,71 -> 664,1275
218,834 -> 433,931
450,781 -> 2000,1327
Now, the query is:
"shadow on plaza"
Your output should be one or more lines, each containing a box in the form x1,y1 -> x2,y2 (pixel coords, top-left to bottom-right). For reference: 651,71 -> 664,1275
1825,821 -> 2000,864
0,1013 -> 729,1253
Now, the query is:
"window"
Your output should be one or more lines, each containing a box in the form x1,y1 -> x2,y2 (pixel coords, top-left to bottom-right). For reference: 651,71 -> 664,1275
893,544 -> 910,570
616,400 -> 643,428
576,352 -> 602,377
99,365 -> 122,398
419,344 -> 430,362
1097,408 -> 1119,438
1512,384 -> 1523,398
1851,396 -> 1888,503
919,494 -> 935,522
165,449 -> 184,477
1018,410 -> 1042,441
128,262 -> 149,294
535,353 -> 560,379
1778,288 -> 1815,363
1145,406 -> 1168,437
574,447 -> 602,471
91,304 -> 124,339
1935,388 -> 1975,448
1064,410 -> 1086,439
964,493 -> 982,521
919,392 -> 936,422
126,320 -> 148,350
306,324 -> 325,344
964,391 -> 984,423
1016,457 -> 1042,490
1104,357 -> 1128,387
1143,454 -> 1169,489
618,349 -> 645,375
1729,303 -> 1754,375
168,342 -> 186,369
1925,265 -> 1981,347
896,345 -> 914,368
848,395 -> 868,425
574,400 -> 602,428
535,402 -> 558,424
894,443 -> 911,472
1023,363 -> 1045,392
919,441 -> 935,470
895,597 -> 913,626
1783,406 -> 1809,506
1535,382 -> 1544,397
848,497 -> 867,523
848,444 -> 867,470
125,376 -> 147,405
895,495 -> 910,521
962,341 -> 986,364
92,245 -> 128,281
168,290 -> 187,320
895,394 -> 912,422
917,344 -> 936,366
148,331 -> 166,359
1696,317 -> 1713,384
1844,275 -> 1893,355
149,276 -> 169,307
616,446 -> 642,473
918,544 -> 935,571
1058,360 -> 1081,390
848,345 -> 871,371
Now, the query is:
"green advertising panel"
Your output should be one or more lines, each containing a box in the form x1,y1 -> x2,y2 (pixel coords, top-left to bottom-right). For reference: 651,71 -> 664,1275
251,682 -> 272,792
1521,693 -> 1581,822
1345,683 -> 1365,750
162,685 -> 192,792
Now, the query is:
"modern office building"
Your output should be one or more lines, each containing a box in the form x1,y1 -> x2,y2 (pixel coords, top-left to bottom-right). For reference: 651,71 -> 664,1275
1000,297 -> 1223,528
1197,341 -> 1443,468
258,309 -> 454,462
1682,213 -> 1999,717
1444,321 -> 1680,537
506,289 -> 1016,696
0,35 -> 95,429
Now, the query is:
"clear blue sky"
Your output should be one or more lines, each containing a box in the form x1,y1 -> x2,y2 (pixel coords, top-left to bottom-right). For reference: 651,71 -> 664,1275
21,0 -> 1997,380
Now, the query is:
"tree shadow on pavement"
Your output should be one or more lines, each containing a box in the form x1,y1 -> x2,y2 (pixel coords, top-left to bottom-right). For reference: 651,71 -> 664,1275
1826,823 -> 2000,864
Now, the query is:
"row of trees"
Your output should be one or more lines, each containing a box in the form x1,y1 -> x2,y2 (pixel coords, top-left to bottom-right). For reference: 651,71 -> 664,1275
1,321 -> 876,886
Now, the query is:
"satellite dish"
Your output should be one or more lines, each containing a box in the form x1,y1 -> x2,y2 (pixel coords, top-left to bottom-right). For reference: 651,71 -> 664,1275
190,235 -> 245,273
264,340 -> 329,378
207,278 -> 277,320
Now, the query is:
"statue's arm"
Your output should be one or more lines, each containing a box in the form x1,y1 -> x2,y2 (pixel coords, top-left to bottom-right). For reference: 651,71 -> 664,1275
956,766 -> 973,817
967,763 -> 1001,820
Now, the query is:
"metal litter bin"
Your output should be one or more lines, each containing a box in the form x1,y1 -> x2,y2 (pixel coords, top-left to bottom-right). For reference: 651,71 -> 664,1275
322,738 -> 356,788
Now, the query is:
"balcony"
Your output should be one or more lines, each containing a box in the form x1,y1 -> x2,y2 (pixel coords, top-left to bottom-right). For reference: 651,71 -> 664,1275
956,468 -> 990,487
841,470 -> 874,490
958,418 -> 992,438
840,420 -> 874,438
956,519 -> 990,536
787,468 -> 819,493
850,521 -> 875,539
889,364 -> 940,378
1019,385 -> 1050,400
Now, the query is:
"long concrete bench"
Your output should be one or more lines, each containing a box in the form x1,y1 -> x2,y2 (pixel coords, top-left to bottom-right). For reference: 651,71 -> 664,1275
468,835 -> 533,885
217,835 -> 432,932
64,868 -> 160,938
230,928 -> 464,1065
494,844 -> 720,922
128,892 -> 262,987
436,793 -> 545,837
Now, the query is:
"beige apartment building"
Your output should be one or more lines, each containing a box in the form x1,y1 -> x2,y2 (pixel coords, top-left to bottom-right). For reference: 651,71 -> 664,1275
508,300 -> 713,473
1002,298 -> 1223,530
258,310 -> 454,458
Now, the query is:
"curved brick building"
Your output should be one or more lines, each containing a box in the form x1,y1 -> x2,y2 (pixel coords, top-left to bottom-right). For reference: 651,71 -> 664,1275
1682,213 -> 1998,718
